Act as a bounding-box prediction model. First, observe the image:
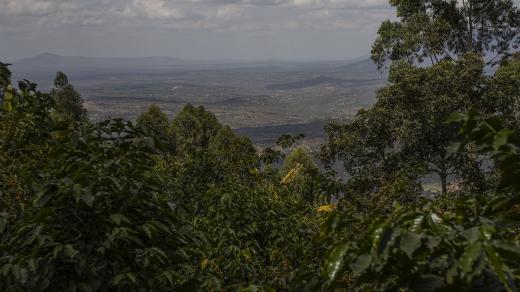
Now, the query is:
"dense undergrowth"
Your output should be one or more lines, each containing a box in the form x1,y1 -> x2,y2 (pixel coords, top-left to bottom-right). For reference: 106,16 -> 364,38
2,0 -> 520,290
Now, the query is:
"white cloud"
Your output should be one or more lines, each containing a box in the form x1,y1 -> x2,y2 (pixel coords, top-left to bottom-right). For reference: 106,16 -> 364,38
2,0 -> 75,16
0,0 -> 395,60
3,0 -> 51,14
0,0 -> 391,32
129,0 -> 184,20
189,0 -> 388,8
214,4 -> 244,19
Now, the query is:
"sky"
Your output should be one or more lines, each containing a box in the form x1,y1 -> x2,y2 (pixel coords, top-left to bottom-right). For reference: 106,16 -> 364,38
0,0 -> 394,61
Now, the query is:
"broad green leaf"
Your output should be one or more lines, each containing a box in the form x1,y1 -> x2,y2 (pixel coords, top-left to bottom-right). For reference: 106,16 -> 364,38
484,245 -> 515,292
349,253 -> 371,275
412,274 -> 445,291
126,273 -> 136,284
242,285 -> 259,292
324,243 -> 349,281
494,242 -> 520,261
493,129 -> 512,150
150,247 -> 168,260
376,227 -> 394,255
63,244 -> 78,259
111,274 -> 126,285
400,232 -> 421,258
162,271 -> 174,285
52,245 -> 63,259
141,224 -> 153,238
446,263 -> 458,285
78,282 -> 93,292
463,227 -> 480,243
110,214 -> 130,226
108,177 -> 122,190
460,242 -> 481,276
81,193 -> 94,207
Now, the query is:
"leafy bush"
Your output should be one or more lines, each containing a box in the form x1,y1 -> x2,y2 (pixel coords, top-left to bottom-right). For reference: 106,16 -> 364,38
322,112 -> 520,291
0,119 -> 199,291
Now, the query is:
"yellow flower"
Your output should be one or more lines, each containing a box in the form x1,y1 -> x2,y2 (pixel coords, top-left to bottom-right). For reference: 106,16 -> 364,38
281,163 -> 303,184
200,258 -> 210,270
316,204 -> 337,212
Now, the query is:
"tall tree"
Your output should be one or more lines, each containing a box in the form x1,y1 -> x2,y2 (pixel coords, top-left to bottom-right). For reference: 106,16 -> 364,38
372,0 -> 520,69
208,126 -> 258,183
325,0 -> 520,197
324,55 -> 490,196
0,62 -> 11,97
170,104 -> 221,156
51,71 -> 88,124
485,53 -> 520,129
137,104 -> 169,135
136,104 -> 172,150
0,63 -> 13,112
281,147 -> 317,178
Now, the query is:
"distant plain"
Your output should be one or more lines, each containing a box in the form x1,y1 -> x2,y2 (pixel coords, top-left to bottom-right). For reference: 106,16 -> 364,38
11,53 -> 387,147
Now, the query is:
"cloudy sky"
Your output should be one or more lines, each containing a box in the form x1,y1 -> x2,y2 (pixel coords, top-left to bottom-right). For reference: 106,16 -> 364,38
0,0 -> 394,61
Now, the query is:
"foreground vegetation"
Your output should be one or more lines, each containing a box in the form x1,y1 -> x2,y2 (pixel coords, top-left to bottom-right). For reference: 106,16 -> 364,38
2,0 -> 520,291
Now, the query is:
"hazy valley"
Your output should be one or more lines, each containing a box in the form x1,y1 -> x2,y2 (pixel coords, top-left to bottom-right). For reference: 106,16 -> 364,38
11,53 -> 386,147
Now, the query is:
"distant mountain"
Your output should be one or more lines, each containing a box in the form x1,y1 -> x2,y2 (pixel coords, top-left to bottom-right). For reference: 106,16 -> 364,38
11,53 -> 374,76
10,53 -> 218,88
11,53 -> 192,75
8,53 -> 384,90
265,58 -> 386,90
14,53 -> 317,79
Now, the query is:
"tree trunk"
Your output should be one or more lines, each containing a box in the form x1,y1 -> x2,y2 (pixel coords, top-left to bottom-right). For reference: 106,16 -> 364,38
439,161 -> 448,196
440,171 -> 448,196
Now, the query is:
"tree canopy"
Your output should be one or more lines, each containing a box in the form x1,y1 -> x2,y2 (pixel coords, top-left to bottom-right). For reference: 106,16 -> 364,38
2,1 -> 520,290
372,0 -> 520,68
50,71 -> 88,124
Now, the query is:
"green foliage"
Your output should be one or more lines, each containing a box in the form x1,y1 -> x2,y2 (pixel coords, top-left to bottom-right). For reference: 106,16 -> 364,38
136,104 -> 172,150
2,1 -> 520,289
276,133 -> 305,149
133,104 -> 321,290
321,112 -> 520,291
281,147 -> 317,177
259,146 -> 285,165
208,126 -> 258,183
322,54 -> 489,197
50,71 -> 88,124
450,111 -> 520,191
323,198 -> 520,291
0,75 -> 56,220
372,0 -> 520,68
280,147 -> 328,204
320,3 -> 520,291
0,62 -> 11,97
137,104 -> 169,136
170,104 -> 221,156
54,71 -> 69,88
0,119 -> 198,291
193,180 -> 321,290
485,56 -> 520,130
